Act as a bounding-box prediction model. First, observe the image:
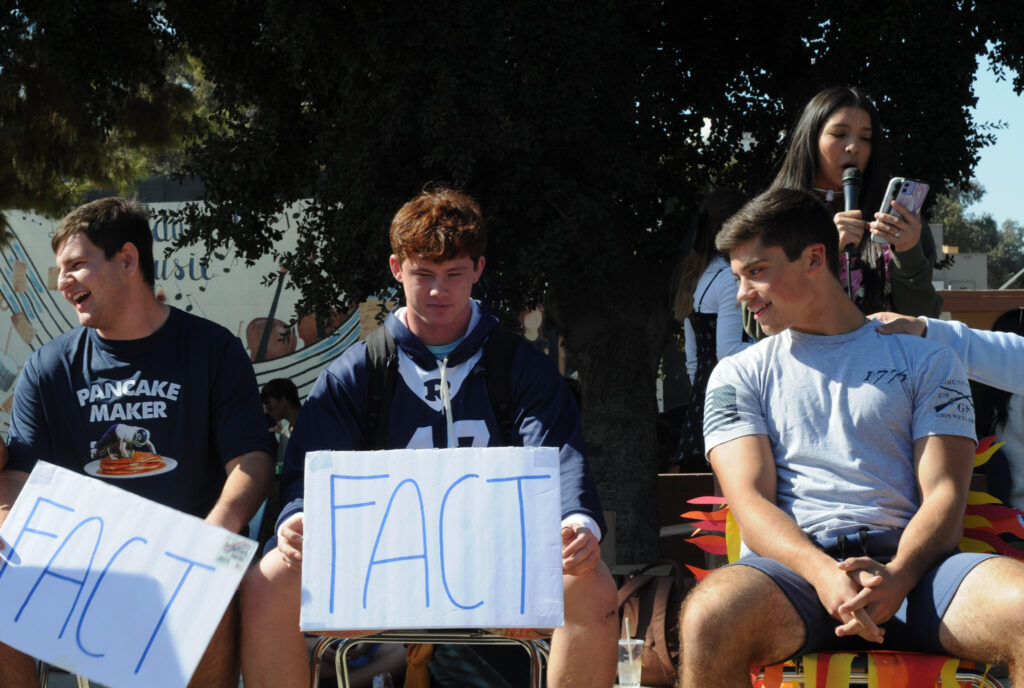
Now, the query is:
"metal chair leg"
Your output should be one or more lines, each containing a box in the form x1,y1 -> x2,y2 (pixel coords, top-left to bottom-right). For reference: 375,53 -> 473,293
310,635 -> 336,688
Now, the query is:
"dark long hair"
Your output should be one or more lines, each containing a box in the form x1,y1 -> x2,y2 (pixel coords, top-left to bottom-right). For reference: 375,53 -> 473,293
672,188 -> 747,320
769,86 -> 889,223
975,308 -> 1024,435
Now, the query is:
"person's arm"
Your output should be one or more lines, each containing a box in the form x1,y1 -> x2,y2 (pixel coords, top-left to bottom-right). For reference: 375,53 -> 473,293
887,242 -> 942,318
837,434 -> 974,627
0,469 -> 30,550
710,434 -> 883,642
204,450 -> 274,533
202,330 -> 276,532
684,317 -> 697,384
512,346 -> 605,538
274,351 -> 371,569
872,314 -> 1024,395
508,343 -> 607,576
871,200 -> 941,318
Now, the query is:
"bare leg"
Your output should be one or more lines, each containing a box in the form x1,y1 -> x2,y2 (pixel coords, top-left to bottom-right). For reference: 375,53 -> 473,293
0,642 -> 38,688
240,550 -> 308,688
679,565 -> 804,688
546,560 -> 618,688
187,596 -> 240,688
939,556 -> 1024,684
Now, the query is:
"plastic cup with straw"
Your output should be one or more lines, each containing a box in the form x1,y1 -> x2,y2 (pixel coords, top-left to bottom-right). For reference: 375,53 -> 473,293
618,616 -> 642,688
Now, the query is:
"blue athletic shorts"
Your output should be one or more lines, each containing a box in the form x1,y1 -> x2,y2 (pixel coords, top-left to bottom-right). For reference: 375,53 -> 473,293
730,530 -> 995,658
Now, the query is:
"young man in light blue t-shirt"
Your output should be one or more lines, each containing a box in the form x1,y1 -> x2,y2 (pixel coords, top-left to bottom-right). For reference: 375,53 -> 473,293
679,188 -> 1024,687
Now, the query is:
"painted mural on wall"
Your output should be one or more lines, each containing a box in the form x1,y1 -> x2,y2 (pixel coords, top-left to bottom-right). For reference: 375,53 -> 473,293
0,202 -> 364,438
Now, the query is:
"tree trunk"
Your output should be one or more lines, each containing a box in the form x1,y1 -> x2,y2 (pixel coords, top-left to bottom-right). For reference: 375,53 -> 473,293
549,259 -> 672,565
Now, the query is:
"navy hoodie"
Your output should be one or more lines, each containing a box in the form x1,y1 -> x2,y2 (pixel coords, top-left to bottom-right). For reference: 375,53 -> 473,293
277,302 -> 605,535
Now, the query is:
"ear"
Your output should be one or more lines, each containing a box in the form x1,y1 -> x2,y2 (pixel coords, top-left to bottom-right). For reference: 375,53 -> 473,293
472,256 -> 486,283
389,255 -> 403,282
118,242 -> 140,277
804,243 -> 827,274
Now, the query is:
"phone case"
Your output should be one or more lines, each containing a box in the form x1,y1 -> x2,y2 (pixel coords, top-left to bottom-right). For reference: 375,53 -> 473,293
872,178 -> 930,244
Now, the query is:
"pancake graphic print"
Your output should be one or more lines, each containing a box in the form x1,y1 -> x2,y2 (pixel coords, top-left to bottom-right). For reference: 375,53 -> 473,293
84,423 -> 177,479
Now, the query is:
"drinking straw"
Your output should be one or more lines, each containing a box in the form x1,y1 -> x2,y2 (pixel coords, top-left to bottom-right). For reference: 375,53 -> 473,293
623,617 -> 638,675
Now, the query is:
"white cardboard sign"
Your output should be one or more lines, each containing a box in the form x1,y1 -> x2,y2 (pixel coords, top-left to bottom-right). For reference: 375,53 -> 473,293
300,447 -> 564,632
0,462 -> 257,688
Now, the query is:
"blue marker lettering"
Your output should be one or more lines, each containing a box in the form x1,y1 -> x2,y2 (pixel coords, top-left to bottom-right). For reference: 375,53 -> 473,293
439,474 -> 482,610
363,479 -> 429,609
0,497 -> 73,581
487,475 -> 552,614
15,516 -> 104,641
76,536 -> 148,657
135,552 -> 215,675
329,473 -> 388,613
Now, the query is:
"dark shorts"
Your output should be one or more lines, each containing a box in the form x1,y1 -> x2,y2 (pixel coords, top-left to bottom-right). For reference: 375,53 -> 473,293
731,530 -> 995,659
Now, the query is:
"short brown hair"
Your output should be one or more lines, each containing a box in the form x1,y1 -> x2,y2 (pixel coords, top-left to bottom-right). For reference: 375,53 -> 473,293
52,197 -> 156,286
389,186 -> 486,264
716,188 -> 840,279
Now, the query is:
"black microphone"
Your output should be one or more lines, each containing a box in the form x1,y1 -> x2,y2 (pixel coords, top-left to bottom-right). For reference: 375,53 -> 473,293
841,167 -> 862,298
842,167 -> 862,213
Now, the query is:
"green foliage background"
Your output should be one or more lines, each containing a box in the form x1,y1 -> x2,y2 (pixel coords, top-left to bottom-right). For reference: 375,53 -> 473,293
4,0 -> 1024,560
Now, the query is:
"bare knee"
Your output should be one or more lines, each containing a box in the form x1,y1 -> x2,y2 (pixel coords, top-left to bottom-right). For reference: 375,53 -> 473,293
679,575 -> 740,648
680,566 -> 801,666
241,550 -> 300,619
942,556 -> 1024,664
563,561 -> 618,626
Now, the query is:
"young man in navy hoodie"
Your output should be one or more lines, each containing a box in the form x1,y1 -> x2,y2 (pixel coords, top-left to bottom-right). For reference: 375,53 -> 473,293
241,187 -> 618,687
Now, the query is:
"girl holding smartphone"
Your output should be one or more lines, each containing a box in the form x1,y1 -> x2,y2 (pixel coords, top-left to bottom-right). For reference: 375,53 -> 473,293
747,86 -> 941,337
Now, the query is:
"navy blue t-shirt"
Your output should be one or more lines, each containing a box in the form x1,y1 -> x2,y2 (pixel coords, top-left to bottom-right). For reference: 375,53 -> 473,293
7,307 -> 272,518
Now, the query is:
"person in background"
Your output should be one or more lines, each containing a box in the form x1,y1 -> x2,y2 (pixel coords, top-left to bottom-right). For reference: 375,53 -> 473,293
261,377 -> 302,466
873,309 -> 1024,509
746,86 -> 940,339
671,188 -> 751,471
971,308 -> 1024,508
251,378 -> 303,547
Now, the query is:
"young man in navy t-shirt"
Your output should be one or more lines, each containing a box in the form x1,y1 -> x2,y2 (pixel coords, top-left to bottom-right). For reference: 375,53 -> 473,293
0,197 -> 273,688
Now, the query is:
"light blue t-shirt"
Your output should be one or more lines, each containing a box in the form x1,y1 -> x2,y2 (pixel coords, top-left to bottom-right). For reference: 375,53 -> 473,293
703,319 -> 975,541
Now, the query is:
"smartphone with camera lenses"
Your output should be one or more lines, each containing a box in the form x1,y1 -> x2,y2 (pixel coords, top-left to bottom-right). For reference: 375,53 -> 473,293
872,177 -> 929,244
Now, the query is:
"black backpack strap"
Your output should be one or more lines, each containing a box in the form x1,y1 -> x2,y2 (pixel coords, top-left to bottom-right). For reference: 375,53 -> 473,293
477,324 -> 523,446
363,326 -> 400,450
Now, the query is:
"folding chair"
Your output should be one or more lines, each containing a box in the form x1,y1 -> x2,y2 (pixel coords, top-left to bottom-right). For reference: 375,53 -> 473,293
37,662 -> 91,688
309,629 -> 549,688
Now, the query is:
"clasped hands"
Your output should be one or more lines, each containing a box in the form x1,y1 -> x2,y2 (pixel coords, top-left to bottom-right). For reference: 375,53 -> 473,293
821,557 -> 909,644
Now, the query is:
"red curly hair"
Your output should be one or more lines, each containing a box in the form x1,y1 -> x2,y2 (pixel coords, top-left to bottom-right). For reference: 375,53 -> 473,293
390,186 -> 487,264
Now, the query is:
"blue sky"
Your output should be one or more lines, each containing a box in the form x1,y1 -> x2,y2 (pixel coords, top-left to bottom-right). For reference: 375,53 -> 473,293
968,60 -> 1023,226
